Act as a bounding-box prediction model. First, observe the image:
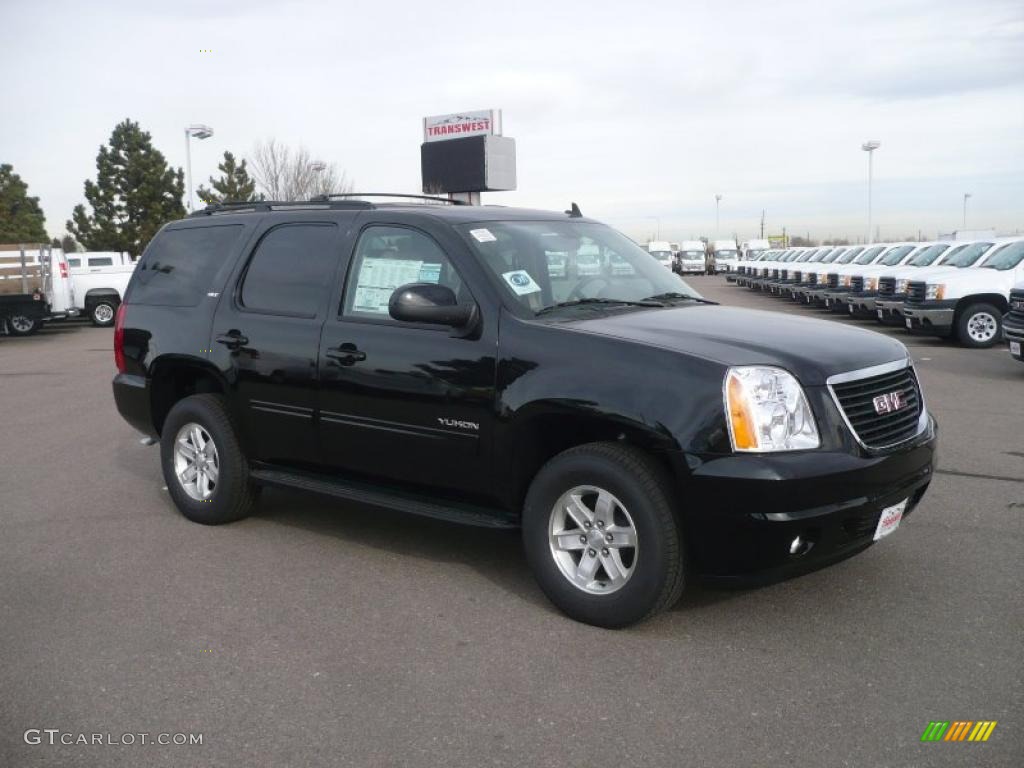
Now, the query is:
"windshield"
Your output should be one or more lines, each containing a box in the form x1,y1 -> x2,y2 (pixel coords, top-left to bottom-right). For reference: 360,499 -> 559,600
821,248 -> 845,263
853,246 -> 885,265
980,241 -> 1024,270
836,247 -> 864,264
878,245 -> 916,266
651,250 -> 672,259
681,250 -> 704,259
458,221 -> 701,315
908,243 -> 950,266
716,249 -> 738,258
943,242 -> 993,267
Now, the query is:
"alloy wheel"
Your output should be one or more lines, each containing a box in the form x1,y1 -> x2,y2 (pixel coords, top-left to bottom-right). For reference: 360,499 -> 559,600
173,422 -> 220,501
548,485 -> 638,595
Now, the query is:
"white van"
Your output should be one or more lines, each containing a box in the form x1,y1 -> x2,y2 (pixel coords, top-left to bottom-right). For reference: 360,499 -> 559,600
646,240 -> 675,270
676,241 -> 706,274
711,240 -> 739,274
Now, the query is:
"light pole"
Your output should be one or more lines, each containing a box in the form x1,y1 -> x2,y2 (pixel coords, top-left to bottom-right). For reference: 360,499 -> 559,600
861,140 -> 880,243
309,161 -> 327,197
184,124 -> 214,211
963,193 -> 971,229
715,194 -> 722,236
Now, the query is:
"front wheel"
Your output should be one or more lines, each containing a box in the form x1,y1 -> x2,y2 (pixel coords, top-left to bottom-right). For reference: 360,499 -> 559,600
160,394 -> 258,524
522,442 -> 685,628
956,302 -> 1002,348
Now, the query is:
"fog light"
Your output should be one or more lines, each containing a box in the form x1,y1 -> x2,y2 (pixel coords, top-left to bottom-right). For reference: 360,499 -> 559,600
789,536 -> 804,555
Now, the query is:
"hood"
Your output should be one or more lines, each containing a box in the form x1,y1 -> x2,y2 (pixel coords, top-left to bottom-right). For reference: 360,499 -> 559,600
932,268 -> 1016,292
568,305 -> 908,386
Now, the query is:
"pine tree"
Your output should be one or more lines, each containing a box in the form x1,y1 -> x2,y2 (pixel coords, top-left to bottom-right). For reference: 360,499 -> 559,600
68,119 -> 186,257
0,164 -> 48,243
196,151 -> 258,205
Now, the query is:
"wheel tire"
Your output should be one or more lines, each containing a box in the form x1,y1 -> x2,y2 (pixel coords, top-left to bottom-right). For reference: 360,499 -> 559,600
7,314 -> 40,336
522,442 -> 685,628
160,394 -> 257,525
956,302 -> 1002,348
90,300 -> 118,327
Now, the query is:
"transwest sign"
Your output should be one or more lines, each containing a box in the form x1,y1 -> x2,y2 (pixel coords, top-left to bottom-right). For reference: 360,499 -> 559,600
423,109 -> 502,143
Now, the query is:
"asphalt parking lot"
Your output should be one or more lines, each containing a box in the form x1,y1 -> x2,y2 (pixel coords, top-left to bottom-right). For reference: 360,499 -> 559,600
1,279 -> 1021,768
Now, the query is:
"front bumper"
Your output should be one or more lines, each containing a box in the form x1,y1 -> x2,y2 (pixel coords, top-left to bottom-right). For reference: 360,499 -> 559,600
677,416 -> 937,580
822,289 -> 853,311
845,293 -> 879,317
902,302 -> 956,335
112,373 -> 158,438
875,298 -> 907,324
801,287 -> 831,306
1003,315 -> 1024,361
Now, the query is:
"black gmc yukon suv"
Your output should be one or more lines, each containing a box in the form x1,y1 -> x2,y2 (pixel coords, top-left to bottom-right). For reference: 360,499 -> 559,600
113,196 -> 937,627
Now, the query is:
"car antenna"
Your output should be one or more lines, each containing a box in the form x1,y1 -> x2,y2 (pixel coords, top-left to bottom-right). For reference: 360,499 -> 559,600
565,202 -> 583,218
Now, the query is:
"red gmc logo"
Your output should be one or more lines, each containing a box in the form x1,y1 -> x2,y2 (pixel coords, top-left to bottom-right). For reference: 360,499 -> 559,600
873,391 -> 907,415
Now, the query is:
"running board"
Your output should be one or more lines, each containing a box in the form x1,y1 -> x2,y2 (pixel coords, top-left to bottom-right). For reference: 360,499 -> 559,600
249,468 -> 517,530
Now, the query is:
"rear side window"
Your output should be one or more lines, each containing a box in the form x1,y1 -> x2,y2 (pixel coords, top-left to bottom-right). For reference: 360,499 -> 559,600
67,258 -> 81,268
88,257 -> 113,267
239,224 -> 339,317
130,225 -> 244,307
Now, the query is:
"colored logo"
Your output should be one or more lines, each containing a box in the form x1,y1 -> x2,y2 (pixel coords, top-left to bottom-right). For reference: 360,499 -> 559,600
920,721 -> 997,742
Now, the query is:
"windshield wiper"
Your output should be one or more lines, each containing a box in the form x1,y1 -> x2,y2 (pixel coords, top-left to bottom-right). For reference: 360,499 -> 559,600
641,292 -> 719,305
536,297 -> 665,315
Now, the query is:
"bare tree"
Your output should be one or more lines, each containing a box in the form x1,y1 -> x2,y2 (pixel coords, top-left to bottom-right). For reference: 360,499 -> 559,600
248,139 -> 353,201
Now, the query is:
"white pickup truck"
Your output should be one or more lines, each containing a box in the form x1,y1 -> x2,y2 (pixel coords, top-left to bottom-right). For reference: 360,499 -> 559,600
903,238 -> 1024,347
1004,282 -> 1024,362
65,251 -> 136,326
0,247 -> 135,333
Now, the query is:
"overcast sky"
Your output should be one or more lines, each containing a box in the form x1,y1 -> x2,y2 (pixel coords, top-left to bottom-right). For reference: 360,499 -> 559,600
2,0 -> 1022,243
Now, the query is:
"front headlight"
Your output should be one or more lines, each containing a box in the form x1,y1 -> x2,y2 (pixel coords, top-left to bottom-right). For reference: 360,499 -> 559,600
724,366 -> 820,452
925,284 -> 945,300
896,278 -> 909,294
866,277 -> 878,291
841,275 -> 852,287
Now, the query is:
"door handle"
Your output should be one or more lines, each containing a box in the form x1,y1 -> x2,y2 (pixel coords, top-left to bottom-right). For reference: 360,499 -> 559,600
326,343 -> 366,365
215,331 -> 248,349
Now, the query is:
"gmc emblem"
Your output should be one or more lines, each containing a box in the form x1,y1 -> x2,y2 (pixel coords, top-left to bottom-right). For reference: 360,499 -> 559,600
872,391 -> 907,415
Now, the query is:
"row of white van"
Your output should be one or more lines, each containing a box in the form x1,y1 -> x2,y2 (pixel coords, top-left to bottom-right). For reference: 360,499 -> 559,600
645,239 -> 765,275
728,238 -> 1024,359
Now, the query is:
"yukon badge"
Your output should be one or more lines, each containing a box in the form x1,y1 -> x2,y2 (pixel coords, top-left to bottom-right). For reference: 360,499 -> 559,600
872,391 -> 907,415
438,417 -> 479,431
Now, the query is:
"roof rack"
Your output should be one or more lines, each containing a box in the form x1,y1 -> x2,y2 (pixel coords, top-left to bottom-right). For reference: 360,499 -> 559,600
310,193 -> 468,205
190,199 -> 374,217
190,193 -> 469,217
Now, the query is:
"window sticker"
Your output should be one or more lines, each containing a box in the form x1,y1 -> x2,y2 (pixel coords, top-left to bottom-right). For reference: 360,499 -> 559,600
470,228 -> 497,243
502,269 -> 541,296
418,262 -> 441,284
352,257 -> 424,314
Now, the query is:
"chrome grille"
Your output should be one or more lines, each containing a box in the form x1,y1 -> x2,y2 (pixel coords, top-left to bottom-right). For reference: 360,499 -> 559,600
878,276 -> 895,298
850,276 -> 865,293
827,273 -> 839,288
907,281 -> 927,303
830,364 -> 923,450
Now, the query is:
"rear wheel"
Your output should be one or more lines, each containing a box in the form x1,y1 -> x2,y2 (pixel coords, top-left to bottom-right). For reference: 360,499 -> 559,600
90,300 -> 118,327
522,442 -> 684,628
160,394 -> 257,524
7,314 -> 40,336
956,302 -> 1002,348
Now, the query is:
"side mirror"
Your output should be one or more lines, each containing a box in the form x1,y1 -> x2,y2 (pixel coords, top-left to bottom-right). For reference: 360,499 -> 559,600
389,283 -> 476,328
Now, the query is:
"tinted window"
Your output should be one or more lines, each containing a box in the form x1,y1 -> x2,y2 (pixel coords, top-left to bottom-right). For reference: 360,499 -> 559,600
240,224 -> 338,317
67,258 -> 81,268
129,225 -> 244,307
88,257 -> 113,267
343,226 -> 469,319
